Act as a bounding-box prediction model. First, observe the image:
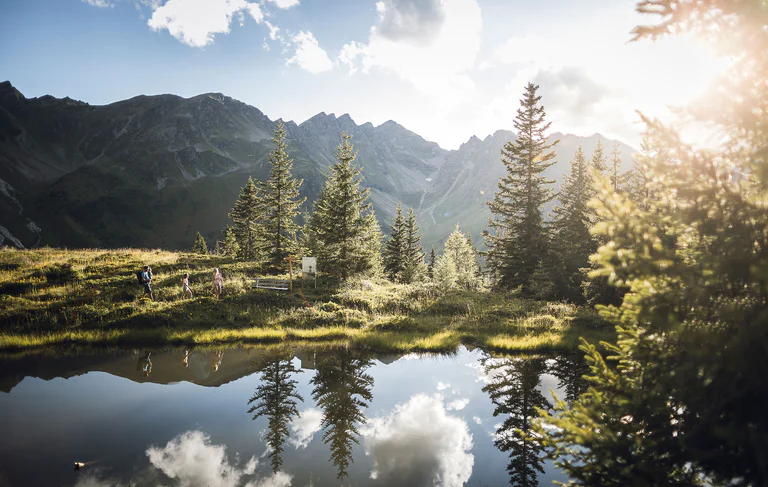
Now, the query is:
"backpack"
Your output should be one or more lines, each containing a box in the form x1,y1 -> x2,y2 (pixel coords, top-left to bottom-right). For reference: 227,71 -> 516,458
137,271 -> 144,285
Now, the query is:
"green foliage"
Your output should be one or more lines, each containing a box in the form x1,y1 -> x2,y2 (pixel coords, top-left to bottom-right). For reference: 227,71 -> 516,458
307,132 -> 382,280
259,120 -> 306,271
533,2 -> 768,486
485,82 -> 558,292
383,204 -> 425,283
44,263 -> 79,283
229,177 -> 263,260
590,139 -> 607,174
192,232 -> 208,255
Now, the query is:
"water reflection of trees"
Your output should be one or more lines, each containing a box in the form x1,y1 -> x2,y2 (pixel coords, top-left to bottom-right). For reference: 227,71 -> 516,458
311,350 -> 374,479
247,351 -> 303,473
548,353 -> 589,407
482,357 -> 551,487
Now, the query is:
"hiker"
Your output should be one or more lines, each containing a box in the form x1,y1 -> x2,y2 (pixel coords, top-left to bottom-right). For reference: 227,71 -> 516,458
181,273 -> 193,299
212,268 -> 223,299
182,350 -> 189,368
140,265 -> 154,301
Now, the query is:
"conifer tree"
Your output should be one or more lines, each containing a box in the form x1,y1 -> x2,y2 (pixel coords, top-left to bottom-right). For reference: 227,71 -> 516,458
590,139 -> 608,174
192,232 -> 208,254
427,246 -> 436,280
609,142 -> 625,192
435,224 -> 481,290
383,202 -> 406,281
308,133 -> 382,280
400,207 -> 425,283
229,177 -> 263,260
259,120 -> 306,271
221,226 -> 239,257
550,146 -> 594,300
484,83 -> 557,292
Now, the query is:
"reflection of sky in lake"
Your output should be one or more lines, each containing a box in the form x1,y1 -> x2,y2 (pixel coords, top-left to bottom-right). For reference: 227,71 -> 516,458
0,346 -> 576,486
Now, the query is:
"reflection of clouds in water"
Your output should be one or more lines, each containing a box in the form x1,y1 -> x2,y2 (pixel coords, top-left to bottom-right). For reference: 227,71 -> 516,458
436,381 -> 451,391
74,471 -> 122,487
289,408 -> 323,449
446,398 -> 469,411
146,431 -> 293,487
362,394 -> 474,487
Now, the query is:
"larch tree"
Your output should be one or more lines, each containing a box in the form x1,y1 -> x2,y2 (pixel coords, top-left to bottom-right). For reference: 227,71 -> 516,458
259,120 -> 306,271
308,132 -> 382,280
435,224 -> 481,290
609,142 -> 625,192
229,177 -> 263,260
484,82 -> 558,292
590,139 -> 608,174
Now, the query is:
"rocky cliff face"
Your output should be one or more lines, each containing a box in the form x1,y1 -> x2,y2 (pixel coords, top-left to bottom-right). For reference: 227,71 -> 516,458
0,81 -> 636,250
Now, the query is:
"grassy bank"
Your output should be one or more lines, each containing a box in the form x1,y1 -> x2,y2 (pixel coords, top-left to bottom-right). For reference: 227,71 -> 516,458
0,248 -> 615,352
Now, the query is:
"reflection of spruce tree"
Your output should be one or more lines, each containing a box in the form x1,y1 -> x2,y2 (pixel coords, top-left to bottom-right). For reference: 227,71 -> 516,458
311,351 -> 374,479
482,357 -> 550,487
247,354 -> 303,473
548,353 -> 589,407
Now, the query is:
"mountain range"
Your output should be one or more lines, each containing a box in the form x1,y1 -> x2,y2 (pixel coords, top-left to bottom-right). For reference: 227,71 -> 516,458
0,80 -> 637,251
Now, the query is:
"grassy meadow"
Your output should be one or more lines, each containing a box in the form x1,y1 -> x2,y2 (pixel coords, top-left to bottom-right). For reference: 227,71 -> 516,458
0,247 -> 615,352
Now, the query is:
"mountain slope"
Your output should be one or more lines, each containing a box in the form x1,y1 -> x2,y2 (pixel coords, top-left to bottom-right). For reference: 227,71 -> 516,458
0,81 -> 637,251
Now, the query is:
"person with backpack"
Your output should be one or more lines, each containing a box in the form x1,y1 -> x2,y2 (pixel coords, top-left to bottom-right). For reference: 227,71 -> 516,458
138,265 -> 153,301
212,268 -> 223,299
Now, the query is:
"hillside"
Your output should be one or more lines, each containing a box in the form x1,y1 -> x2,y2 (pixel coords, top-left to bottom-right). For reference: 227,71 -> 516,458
0,81 -> 636,250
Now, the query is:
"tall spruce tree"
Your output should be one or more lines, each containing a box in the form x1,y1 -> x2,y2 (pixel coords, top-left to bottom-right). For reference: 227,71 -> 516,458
484,82 -> 558,292
550,146 -> 594,300
308,132 -> 382,280
229,177 -> 263,260
534,2 -> 768,485
192,232 -> 208,255
427,246 -> 436,280
400,207 -> 425,283
259,120 -> 306,271
383,202 -> 406,281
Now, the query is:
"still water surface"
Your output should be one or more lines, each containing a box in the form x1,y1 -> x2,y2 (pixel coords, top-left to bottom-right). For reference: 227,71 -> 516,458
0,345 -> 586,487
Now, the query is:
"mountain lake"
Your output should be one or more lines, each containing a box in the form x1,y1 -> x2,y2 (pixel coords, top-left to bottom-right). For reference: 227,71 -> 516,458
0,345 -> 588,487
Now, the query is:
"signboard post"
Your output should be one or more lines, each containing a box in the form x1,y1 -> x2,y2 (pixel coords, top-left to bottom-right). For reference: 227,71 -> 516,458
302,257 -> 317,289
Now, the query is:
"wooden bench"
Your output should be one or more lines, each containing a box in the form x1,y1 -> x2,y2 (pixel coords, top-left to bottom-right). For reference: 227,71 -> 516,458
253,278 -> 290,292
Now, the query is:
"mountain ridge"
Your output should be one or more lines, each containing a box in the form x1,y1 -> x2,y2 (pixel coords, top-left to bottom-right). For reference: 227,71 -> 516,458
0,81 -> 637,251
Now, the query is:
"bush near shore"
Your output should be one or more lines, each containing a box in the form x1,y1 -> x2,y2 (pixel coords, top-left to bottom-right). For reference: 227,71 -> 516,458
0,248 -> 614,352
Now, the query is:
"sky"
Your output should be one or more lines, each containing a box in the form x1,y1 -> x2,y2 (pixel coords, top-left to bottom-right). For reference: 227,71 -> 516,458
0,0 -> 729,149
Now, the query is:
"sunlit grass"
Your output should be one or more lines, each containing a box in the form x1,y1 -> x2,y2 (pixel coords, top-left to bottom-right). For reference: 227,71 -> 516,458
0,247 -> 616,352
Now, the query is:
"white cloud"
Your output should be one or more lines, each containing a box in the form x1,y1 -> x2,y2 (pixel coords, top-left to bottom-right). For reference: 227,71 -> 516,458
339,0 -> 482,108
362,394 -> 474,487
472,416 -> 482,425
446,398 -> 469,411
246,3 -> 264,23
286,31 -> 333,73
82,0 -> 113,7
146,430 -> 269,487
147,0 -> 254,47
244,472 -> 293,487
267,0 -> 299,8
436,381 -> 451,391
289,408 -> 323,449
